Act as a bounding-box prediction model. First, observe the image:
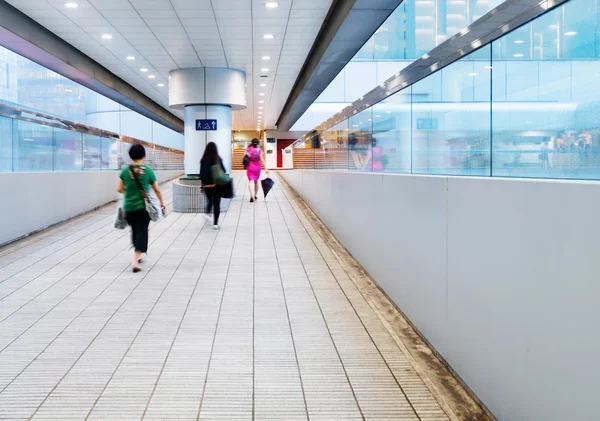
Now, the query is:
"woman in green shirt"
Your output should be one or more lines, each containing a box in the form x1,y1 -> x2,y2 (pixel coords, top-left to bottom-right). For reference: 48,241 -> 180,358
117,144 -> 166,273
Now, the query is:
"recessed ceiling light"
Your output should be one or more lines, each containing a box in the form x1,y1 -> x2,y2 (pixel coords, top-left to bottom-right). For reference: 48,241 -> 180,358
484,65 -> 493,70
262,56 -> 271,60
375,115 -> 381,118
513,53 -> 524,57
565,31 -> 577,36
386,110 -> 392,114
126,56 -> 136,60
263,34 -> 274,39
261,68 -> 269,72
64,2 -> 78,8
259,100 -> 264,103
468,72 -> 477,76
259,106 -> 264,109
258,112 -> 263,114
260,83 -> 267,87
367,118 -> 372,121
140,68 -> 148,72
514,40 -> 524,44
148,74 -> 155,79
157,83 -> 164,87
101,34 -> 112,40
259,93 -> 265,96
265,2 -> 279,8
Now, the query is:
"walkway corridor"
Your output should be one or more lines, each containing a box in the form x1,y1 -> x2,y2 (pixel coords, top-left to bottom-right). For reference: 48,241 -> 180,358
0,174 -> 451,421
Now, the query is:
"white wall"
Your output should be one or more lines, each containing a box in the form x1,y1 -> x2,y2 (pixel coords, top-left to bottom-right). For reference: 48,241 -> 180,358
265,139 -> 277,169
281,170 -> 600,421
0,170 -> 182,247
282,148 -> 293,169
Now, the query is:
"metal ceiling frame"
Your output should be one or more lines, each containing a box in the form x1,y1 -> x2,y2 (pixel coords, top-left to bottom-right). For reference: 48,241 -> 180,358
275,0 -> 403,131
0,0 -> 184,133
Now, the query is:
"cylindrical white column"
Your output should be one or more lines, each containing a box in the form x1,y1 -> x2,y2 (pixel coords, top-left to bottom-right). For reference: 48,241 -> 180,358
184,105 -> 232,175
169,67 -> 246,176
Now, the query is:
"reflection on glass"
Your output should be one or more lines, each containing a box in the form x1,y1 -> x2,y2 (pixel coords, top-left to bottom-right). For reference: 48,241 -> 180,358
13,120 -> 53,172
373,92 -> 412,173
411,46 -> 491,176
0,44 -> 183,154
0,116 -> 11,172
355,0 -> 503,62
54,129 -> 82,171
348,109 -> 373,172
83,135 -> 101,170
298,0 -> 600,181
491,0 -> 600,179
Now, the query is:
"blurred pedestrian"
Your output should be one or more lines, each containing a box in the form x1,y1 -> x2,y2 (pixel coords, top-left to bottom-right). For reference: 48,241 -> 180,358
362,137 -> 385,172
117,144 -> 165,273
200,142 -> 226,230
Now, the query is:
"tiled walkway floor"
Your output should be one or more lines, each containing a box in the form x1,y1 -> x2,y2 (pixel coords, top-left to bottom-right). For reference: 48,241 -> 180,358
0,173 -> 450,421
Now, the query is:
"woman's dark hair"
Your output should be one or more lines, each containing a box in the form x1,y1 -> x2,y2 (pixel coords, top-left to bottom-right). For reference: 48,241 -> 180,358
129,144 -> 146,161
250,138 -> 260,147
201,142 -> 219,164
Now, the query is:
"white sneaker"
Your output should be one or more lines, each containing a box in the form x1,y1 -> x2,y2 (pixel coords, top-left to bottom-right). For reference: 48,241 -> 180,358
213,225 -> 220,231
203,213 -> 212,223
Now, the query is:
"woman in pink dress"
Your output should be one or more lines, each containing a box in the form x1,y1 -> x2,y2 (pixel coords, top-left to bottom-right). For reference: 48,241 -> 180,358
246,138 -> 268,202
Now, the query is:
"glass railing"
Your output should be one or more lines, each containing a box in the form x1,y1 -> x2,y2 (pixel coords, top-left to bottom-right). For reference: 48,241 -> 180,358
0,106 -> 183,173
294,0 -> 600,181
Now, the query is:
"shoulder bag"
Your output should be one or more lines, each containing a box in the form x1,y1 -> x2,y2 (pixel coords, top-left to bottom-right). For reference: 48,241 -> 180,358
130,165 -> 161,222
210,159 -> 231,186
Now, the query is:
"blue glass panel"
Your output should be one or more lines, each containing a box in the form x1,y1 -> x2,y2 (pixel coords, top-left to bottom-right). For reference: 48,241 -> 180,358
412,45 -> 492,175
0,116 -> 12,172
373,90 -> 412,173
13,120 -> 53,172
348,109 -> 373,171
54,128 -> 82,171
491,0 -> 600,179
83,134 -> 101,170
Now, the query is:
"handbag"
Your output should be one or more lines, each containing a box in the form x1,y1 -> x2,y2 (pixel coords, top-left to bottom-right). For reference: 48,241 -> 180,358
129,165 -> 161,222
221,179 -> 235,199
210,161 -> 231,186
114,198 -> 127,229
242,154 -> 250,169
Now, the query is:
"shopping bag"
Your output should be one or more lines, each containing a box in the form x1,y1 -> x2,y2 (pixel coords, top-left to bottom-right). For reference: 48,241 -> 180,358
114,199 -> 127,229
261,177 -> 275,198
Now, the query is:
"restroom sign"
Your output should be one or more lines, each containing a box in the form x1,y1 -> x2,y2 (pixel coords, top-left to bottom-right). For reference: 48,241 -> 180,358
196,119 -> 217,131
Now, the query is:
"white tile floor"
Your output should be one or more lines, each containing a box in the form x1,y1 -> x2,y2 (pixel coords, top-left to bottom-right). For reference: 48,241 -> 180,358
0,173 -> 450,421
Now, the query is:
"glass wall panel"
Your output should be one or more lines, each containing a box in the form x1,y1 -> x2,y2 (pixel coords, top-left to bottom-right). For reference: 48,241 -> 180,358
0,116 -> 12,172
101,138 -> 119,170
491,0 -> 600,179
13,120 -> 53,172
54,128 -> 82,171
0,45 -> 183,154
296,0 -> 600,182
373,90 -> 412,173
83,134 -> 101,170
348,109 -> 373,171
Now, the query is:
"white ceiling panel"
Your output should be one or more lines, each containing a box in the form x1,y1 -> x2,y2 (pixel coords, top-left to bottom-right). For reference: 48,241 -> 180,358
7,0 -> 333,130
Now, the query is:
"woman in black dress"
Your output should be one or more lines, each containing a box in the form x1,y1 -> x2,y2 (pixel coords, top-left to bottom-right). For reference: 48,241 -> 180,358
199,142 -> 226,230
